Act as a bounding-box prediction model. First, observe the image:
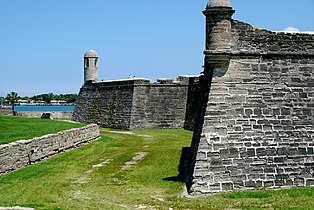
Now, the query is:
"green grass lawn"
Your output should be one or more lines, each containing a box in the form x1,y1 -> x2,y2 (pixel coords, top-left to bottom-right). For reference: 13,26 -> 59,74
0,116 -> 85,144
0,128 -> 313,209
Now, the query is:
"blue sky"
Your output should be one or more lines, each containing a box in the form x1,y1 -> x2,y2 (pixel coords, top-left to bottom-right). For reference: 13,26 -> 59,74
0,0 -> 313,97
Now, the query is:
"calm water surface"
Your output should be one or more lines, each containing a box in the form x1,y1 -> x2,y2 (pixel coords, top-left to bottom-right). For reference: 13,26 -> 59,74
14,105 -> 75,112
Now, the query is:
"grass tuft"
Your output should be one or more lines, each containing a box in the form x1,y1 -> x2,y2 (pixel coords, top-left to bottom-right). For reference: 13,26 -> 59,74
224,191 -> 272,199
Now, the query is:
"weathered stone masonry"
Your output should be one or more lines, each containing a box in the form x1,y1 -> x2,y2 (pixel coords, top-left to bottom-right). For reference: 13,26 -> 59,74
73,49 -> 201,130
187,0 -> 314,195
71,0 -> 314,195
0,107 -> 13,116
73,76 -> 200,130
0,124 -> 100,175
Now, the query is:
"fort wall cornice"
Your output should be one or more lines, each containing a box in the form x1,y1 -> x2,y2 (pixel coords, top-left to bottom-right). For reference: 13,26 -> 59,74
204,51 -> 314,58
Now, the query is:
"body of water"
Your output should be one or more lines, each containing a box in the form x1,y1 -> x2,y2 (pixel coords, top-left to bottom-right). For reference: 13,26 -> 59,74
14,105 -> 75,112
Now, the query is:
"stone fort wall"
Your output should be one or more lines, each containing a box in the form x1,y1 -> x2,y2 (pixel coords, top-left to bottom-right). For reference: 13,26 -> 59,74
187,14 -> 314,195
73,77 -> 199,130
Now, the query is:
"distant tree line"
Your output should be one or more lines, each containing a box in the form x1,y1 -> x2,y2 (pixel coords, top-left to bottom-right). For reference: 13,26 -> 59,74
23,93 -> 78,104
1,92 -> 78,105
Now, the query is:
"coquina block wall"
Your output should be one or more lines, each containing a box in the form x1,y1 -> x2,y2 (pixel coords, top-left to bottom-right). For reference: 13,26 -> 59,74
0,124 -> 100,175
187,1 -> 314,195
73,77 -> 199,130
0,107 -> 13,116
16,112 -> 73,119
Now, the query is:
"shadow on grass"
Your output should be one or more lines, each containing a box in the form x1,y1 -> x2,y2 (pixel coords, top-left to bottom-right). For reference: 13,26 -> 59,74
163,147 -> 191,184
163,176 -> 185,182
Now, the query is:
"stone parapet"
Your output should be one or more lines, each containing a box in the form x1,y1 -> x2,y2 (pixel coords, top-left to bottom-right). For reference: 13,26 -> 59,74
230,20 -> 314,56
0,124 -> 100,175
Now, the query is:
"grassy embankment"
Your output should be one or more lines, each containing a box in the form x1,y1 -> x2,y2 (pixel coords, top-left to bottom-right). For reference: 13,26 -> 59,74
0,116 -> 314,209
0,116 -> 85,144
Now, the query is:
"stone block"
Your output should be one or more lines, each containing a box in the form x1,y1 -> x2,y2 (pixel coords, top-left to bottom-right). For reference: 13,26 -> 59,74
308,147 -> 314,155
255,180 -> 263,188
209,166 -> 225,173
264,166 -> 276,174
265,147 -> 277,156
244,108 -> 253,116
233,181 -> 244,189
275,179 -> 285,186
306,179 -> 314,186
263,125 -> 273,132
276,174 -> 289,180
281,108 -> 291,115
244,181 -> 256,188
298,148 -> 307,155
247,148 -> 256,157
253,125 -> 262,130
294,178 -> 305,186
254,108 -> 262,116
277,147 -> 287,156
256,148 -> 267,157
263,180 -> 275,188
274,156 -> 287,163
222,182 -> 234,191
209,183 -> 221,191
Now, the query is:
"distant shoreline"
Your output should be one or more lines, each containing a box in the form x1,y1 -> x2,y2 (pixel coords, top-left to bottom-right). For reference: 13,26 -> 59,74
15,104 -> 76,106
13,105 -> 75,112
2,104 -> 75,107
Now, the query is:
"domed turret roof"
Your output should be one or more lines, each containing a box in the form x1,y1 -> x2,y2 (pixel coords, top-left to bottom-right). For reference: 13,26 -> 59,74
206,0 -> 232,8
84,50 -> 98,57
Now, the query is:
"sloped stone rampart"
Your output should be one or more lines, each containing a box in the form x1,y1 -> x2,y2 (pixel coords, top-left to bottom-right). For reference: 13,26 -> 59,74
0,124 -> 100,175
189,57 -> 314,195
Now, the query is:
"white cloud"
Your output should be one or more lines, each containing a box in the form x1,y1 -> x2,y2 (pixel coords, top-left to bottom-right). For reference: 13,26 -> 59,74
279,26 -> 314,34
282,27 -> 300,32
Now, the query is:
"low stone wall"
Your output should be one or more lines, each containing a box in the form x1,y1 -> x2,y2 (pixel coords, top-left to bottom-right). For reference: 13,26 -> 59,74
0,124 -> 100,175
0,107 -> 13,116
15,112 -> 73,119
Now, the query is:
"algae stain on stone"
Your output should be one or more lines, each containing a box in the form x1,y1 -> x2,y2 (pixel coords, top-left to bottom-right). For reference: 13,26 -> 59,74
88,96 -> 100,121
107,94 -> 117,127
